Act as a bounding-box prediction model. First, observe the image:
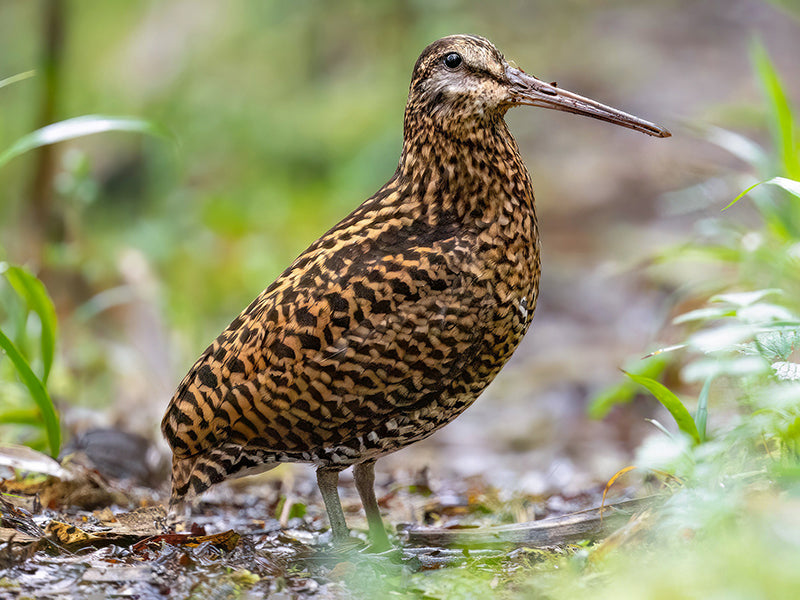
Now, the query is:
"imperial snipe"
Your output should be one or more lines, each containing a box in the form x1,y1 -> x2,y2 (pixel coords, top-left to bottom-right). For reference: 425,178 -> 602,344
162,34 -> 669,549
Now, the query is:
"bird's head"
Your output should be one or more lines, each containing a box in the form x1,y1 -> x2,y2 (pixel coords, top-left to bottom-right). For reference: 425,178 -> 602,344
406,35 -> 670,140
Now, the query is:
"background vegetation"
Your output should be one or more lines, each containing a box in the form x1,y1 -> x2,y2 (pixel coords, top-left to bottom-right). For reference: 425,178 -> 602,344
2,0 -> 800,598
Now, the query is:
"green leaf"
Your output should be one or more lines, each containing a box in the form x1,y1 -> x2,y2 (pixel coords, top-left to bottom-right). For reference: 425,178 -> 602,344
751,40 -> 800,179
0,329 -> 60,456
588,355 -> 667,419
723,181 -> 763,210
0,115 -> 172,168
724,177 -> 800,210
0,70 -> 35,91
625,372 -> 701,444
767,176 -> 800,199
737,302 -> 794,323
645,418 -> 675,440
682,356 -> 768,383
754,328 -> 800,361
696,375 -> 714,443
711,289 -> 782,307
288,501 -> 307,520
688,323 -> 756,354
0,408 -> 44,426
1,264 -> 58,383
673,307 -> 734,324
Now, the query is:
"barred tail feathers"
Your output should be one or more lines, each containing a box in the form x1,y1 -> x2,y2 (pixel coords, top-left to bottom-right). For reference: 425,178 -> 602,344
169,443 -> 279,508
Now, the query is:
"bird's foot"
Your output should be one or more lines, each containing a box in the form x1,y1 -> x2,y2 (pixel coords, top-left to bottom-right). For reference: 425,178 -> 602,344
310,533 -> 366,561
365,526 -> 392,553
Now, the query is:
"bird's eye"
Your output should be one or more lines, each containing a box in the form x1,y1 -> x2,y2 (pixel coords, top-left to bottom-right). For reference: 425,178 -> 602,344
443,52 -> 462,70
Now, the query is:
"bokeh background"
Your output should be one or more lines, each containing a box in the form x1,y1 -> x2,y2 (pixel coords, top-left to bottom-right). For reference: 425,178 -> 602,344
2,0 -> 799,497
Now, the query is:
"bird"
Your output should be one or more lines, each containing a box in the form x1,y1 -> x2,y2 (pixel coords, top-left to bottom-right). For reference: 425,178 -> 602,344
161,34 -> 669,549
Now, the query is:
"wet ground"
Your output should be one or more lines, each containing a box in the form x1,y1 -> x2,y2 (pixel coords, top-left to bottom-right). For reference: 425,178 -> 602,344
0,455 -> 649,599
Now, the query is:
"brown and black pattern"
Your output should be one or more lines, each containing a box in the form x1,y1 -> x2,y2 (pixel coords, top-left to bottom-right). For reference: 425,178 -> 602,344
162,34 -> 669,547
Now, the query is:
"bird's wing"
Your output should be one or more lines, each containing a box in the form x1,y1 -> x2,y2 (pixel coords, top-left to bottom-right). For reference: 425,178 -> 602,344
162,233 -> 493,460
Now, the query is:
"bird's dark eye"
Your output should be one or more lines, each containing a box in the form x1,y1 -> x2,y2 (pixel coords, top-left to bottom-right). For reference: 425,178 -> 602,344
443,52 -> 462,70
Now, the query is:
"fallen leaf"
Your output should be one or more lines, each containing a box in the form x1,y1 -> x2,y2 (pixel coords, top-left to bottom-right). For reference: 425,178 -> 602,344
132,529 -> 240,553
0,444 -> 71,479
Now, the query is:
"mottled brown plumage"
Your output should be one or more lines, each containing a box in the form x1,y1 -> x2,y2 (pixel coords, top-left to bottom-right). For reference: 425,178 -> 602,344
162,35 -> 669,547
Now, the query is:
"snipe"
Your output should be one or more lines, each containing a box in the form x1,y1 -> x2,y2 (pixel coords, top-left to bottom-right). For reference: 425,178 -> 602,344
162,34 -> 669,549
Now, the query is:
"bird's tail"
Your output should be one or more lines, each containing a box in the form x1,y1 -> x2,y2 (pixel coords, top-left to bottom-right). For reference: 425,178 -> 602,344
168,455 -> 198,508
169,442 -> 280,506
167,450 -> 233,529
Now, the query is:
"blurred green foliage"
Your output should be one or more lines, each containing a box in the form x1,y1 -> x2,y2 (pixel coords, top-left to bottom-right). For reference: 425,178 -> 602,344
562,40 -> 800,600
1,2 -> 506,370
597,42 -> 800,429
0,100 -> 167,455
2,1 -> 800,597
0,263 -> 60,455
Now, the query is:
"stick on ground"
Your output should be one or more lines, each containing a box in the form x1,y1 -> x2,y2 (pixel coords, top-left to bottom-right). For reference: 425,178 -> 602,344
398,496 -> 661,548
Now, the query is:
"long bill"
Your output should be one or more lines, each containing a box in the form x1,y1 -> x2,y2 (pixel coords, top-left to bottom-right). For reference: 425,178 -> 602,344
506,66 -> 671,138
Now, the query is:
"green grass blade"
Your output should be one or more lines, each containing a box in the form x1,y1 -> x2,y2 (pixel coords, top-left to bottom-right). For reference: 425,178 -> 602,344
751,40 -> 799,179
711,288 -> 782,306
588,355 -> 667,419
723,181 -> 763,210
0,70 -> 35,91
1,265 -> 58,383
0,329 -> 60,456
0,408 -> 46,426
625,371 -> 701,444
645,418 -> 675,440
0,115 -> 171,168
723,177 -> 800,210
766,176 -> 800,199
696,375 -> 714,443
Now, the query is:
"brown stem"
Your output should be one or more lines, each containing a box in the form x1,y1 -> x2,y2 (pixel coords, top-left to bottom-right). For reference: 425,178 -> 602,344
26,0 -> 66,264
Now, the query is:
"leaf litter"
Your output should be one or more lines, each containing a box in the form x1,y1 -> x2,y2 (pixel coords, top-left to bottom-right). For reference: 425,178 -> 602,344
0,440 -> 656,599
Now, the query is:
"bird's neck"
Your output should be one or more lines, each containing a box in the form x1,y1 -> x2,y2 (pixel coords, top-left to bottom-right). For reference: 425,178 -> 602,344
394,112 -> 536,230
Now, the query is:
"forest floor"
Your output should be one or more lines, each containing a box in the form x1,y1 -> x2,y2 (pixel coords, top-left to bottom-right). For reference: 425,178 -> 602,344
1,444 -> 658,600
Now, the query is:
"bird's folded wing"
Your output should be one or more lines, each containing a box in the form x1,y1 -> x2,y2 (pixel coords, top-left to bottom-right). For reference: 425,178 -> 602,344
162,240 -> 491,458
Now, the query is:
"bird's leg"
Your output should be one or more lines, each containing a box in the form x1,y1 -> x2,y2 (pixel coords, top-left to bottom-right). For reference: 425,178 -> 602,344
316,467 -> 350,543
353,460 -> 391,550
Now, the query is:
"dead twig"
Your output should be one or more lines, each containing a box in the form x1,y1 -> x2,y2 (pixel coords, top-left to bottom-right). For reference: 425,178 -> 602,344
397,495 -> 663,548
